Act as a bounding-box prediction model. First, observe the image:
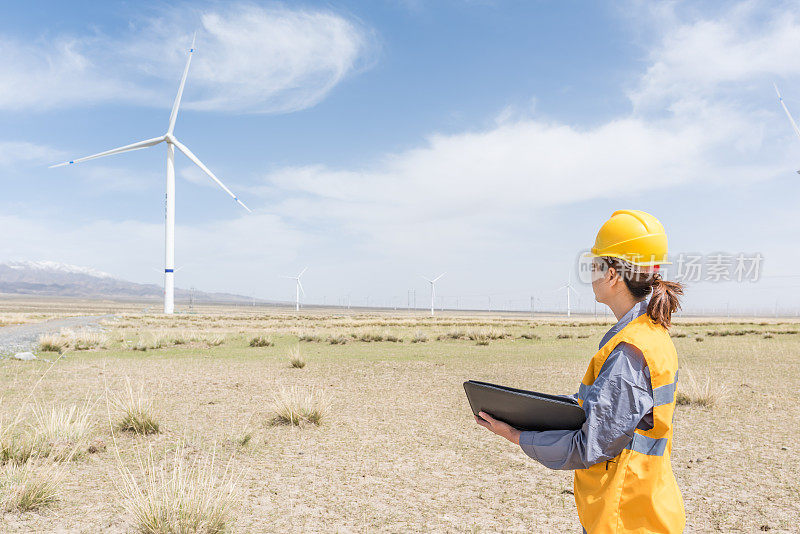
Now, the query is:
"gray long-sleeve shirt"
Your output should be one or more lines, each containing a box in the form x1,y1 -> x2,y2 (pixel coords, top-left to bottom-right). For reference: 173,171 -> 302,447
519,300 -> 654,470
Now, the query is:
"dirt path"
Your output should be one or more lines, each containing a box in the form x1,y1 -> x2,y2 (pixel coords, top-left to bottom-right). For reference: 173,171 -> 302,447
0,315 -> 112,356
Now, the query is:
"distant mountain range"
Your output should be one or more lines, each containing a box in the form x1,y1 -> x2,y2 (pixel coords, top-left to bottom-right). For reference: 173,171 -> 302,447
0,261 -> 267,304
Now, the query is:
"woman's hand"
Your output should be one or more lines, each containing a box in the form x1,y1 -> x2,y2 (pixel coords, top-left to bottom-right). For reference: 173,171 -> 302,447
474,411 -> 521,445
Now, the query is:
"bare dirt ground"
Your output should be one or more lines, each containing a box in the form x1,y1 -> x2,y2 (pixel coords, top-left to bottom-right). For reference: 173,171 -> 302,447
0,298 -> 797,533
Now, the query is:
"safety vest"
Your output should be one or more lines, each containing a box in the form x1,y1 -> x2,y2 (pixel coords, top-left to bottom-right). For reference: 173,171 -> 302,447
574,313 -> 685,533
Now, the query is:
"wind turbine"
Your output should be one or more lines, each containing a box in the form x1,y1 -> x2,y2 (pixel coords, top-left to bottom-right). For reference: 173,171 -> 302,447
774,83 -> 800,174
559,270 -> 579,318
283,267 -> 307,311
49,35 -> 251,315
422,273 -> 445,317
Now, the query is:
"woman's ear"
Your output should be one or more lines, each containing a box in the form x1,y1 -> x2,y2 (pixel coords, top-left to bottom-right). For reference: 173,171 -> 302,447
606,266 -> 622,289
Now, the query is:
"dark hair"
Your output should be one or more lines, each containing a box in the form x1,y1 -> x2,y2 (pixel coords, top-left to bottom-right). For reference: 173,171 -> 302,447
601,257 -> 683,328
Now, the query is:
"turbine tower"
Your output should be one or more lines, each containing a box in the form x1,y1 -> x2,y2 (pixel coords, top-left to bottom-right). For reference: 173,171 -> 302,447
774,83 -> 800,173
422,273 -> 445,317
284,267 -> 307,311
559,270 -> 579,318
49,35 -> 251,315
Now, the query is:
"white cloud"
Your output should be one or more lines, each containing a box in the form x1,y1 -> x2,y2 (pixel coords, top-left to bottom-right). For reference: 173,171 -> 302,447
0,141 -> 63,167
179,165 -> 215,188
630,0 -> 800,109
78,166 -> 161,193
246,0 -> 799,266
0,36 -> 149,111
0,3 -> 375,113
260,103 -> 786,258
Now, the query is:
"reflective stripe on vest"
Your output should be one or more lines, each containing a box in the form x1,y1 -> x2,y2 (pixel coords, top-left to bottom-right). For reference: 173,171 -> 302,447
653,371 -> 678,406
626,432 -> 668,456
577,368 -> 677,406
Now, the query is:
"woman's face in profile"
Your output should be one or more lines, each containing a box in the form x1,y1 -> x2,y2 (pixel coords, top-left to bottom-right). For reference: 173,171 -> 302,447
591,258 -> 613,303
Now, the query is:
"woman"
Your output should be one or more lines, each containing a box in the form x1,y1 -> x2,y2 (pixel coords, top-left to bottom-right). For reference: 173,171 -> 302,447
475,209 -> 685,534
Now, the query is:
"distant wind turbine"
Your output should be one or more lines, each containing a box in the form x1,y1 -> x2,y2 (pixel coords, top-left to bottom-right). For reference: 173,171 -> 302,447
422,273 -> 446,317
49,34 -> 252,315
774,83 -> 800,174
283,267 -> 308,311
559,270 -> 579,318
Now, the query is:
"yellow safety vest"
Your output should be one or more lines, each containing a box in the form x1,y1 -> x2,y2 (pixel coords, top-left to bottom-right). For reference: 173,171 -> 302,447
574,313 -> 685,533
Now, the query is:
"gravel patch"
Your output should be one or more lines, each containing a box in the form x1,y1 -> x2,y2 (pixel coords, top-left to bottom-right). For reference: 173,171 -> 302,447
0,315 -> 113,357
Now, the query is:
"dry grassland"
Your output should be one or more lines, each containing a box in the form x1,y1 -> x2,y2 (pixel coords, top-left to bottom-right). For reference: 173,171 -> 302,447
0,303 -> 797,532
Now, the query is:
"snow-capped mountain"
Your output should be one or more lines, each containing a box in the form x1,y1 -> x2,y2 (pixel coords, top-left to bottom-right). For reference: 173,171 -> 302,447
0,260 -> 260,304
5,261 -> 114,279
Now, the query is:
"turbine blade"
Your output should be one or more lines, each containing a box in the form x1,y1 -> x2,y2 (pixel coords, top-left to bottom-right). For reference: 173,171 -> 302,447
49,136 -> 164,168
433,272 -> 446,282
774,83 -> 800,142
171,138 -> 252,212
569,286 -> 579,296
420,275 -> 432,283
298,267 -> 308,278
167,37 -> 196,135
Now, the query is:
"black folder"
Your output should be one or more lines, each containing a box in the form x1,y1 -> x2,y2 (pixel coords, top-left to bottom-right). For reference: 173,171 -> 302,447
464,380 -> 586,431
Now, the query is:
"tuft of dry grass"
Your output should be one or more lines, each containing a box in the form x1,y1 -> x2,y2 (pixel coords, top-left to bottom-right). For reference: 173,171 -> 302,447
0,430 -> 37,465
38,329 -> 107,352
72,331 -> 107,351
0,461 -> 61,512
446,329 -> 466,340
287,346 -> 306,369
37,333 -> 68,353
132,332 -> 169,351
30,402 -> 95,461
358,330 -> 385,342
269,387 -> 329,427
328,335 -> 348,345
385,333 -> 403,343
249,335 -> 274,347
486,327 -> 508,340
475,335 -> 490,346
411,331 -> 428,343
676,369 -> 728,408
519,332 -> 541,340
116,444 -> 238,534
205,334 -> 225,347
114,382 -> 160,435
298,332 -> 324,342
235,432 -> 252,448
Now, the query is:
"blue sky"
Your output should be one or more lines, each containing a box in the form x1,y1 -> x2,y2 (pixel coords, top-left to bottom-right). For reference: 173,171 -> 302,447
2,0 -> 800,314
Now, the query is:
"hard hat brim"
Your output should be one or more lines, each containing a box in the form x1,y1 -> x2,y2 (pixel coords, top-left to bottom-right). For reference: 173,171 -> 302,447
582,250 -> 672,266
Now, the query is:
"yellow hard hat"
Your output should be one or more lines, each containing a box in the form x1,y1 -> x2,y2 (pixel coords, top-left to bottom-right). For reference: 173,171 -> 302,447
587,209 -> 670,266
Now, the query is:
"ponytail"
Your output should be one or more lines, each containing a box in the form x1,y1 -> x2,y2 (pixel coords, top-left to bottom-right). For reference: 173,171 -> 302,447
646,274 -> 683,328
601,257 -> 684,329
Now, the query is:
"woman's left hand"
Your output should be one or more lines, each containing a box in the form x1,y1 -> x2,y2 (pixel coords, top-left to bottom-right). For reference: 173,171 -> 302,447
474,411 -> 521,445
